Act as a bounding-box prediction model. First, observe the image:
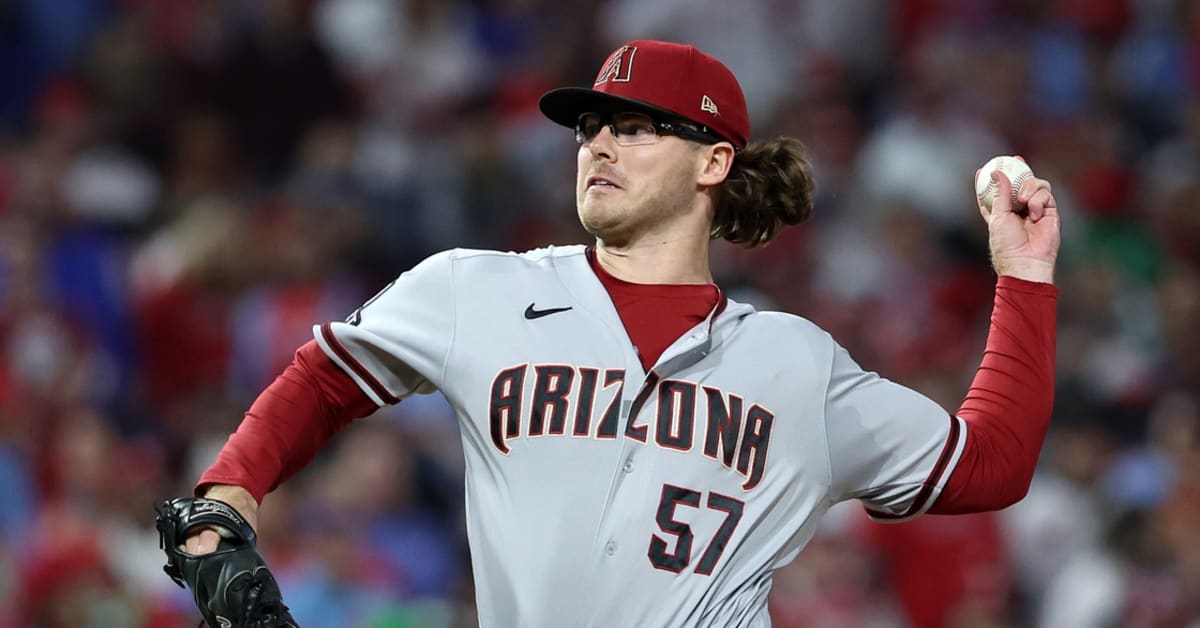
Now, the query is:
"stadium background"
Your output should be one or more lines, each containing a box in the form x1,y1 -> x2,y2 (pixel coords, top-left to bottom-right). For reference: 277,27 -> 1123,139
1,0 -> 1198,626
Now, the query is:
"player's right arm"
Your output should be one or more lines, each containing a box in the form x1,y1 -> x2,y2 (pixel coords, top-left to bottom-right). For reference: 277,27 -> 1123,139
184,485 -> 258,554
183,337 -> 380,550
182,250 -> 458,547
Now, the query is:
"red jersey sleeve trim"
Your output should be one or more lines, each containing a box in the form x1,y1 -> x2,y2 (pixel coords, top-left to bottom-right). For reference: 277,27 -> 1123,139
864,414 -> 967,522
318,322 -> 399,405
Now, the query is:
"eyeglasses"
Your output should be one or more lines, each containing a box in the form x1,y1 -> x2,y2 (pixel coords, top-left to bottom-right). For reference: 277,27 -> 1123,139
575,112 -> 722,147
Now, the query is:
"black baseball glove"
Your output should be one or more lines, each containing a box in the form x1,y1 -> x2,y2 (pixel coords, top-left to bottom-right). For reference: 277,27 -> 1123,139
155,497 -> 299,628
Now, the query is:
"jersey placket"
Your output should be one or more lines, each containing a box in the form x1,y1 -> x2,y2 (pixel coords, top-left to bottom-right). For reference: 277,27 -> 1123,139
549,251 -> 731,614
587,317 -> 722,614
550,266 -> 662,604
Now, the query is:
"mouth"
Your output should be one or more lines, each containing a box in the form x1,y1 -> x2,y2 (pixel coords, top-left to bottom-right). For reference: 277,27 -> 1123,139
586,176 -> 622,190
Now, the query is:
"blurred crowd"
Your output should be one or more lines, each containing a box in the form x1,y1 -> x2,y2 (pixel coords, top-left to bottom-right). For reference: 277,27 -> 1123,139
0,0 -> 1198,626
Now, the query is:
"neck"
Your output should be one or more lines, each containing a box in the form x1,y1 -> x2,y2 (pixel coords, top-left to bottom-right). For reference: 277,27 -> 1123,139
593,231 -> 713,285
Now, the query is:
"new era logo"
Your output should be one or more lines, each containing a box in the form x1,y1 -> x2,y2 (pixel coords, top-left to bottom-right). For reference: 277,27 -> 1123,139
700,95 -> 719,115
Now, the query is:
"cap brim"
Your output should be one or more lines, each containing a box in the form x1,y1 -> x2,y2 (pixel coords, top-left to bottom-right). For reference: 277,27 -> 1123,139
538,87 -> 686,130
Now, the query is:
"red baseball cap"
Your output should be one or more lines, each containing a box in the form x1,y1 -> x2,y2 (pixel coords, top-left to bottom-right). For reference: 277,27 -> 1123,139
540,40 -> 750,149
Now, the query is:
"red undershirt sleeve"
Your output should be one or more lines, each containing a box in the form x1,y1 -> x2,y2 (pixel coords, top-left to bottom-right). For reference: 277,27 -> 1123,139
196,340 -> 379,503
929,276 -> 1058,513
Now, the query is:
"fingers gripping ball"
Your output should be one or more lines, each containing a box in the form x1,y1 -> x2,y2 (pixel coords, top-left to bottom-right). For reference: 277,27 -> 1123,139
155,497 -> 299,628
975,155 -> 1034,212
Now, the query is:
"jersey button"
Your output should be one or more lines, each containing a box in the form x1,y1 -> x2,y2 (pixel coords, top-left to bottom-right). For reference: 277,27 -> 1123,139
605,540 -> 618,556
622,459 -> 634,473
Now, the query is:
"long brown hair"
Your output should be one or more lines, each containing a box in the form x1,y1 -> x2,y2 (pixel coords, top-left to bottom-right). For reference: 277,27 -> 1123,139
711,137 -> 817,247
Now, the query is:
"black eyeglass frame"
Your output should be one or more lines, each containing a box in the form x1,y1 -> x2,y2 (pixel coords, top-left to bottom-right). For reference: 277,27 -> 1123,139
574,111 -> 730,148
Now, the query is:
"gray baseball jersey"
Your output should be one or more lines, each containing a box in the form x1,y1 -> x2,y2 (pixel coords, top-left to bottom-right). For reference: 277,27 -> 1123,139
313,245 -> 964,628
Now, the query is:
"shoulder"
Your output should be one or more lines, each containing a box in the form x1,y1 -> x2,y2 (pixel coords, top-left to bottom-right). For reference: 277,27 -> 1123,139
393,245 -> 588,289
733,306 -> 831,341
441,244 -> 588,267
725,304 -> 838,360
431,245 -> 589,279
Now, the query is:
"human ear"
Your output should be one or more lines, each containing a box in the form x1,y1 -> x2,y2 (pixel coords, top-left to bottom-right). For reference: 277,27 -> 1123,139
696,143 -> 735,186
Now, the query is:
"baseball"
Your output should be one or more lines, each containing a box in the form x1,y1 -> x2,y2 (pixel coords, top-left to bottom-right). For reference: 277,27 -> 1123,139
975,156 -> 1034,212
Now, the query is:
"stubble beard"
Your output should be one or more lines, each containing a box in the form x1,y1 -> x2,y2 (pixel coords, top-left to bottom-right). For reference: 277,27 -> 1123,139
577,171 -> 696,248
578,193 -> 634,245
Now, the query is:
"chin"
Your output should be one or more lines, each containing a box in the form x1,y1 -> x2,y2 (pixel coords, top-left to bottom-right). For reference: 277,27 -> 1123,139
577,199 -> 606,227
577,205 -> 625,240
577,215 -> 609,239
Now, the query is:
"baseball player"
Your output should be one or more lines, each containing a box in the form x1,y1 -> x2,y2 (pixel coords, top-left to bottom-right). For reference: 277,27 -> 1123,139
160,40 -> 1060,627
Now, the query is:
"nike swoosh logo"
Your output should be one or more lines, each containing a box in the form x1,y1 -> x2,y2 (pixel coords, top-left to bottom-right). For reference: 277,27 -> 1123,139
525,303 -> 573,319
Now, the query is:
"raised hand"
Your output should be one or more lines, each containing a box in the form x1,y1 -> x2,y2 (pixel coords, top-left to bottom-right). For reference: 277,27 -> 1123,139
977,162 -> 1060,284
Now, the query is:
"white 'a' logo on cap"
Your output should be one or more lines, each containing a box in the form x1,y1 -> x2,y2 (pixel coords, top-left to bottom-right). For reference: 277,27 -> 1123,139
595,46 -> 637,85
700,95 -> 719,115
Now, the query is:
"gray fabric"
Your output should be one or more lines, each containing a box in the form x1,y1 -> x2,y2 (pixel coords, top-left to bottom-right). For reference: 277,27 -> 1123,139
316,245 -> 960,628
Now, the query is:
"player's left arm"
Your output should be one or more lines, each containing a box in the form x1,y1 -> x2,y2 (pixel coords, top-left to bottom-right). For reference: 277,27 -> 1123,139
930,164 -> 1061,513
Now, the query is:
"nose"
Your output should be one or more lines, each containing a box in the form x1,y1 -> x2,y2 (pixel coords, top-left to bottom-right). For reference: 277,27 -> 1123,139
587,125 -> 618,161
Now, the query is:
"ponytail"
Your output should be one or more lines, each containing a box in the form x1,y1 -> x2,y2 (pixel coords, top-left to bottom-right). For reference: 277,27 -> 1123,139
711,137 -> 817,247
